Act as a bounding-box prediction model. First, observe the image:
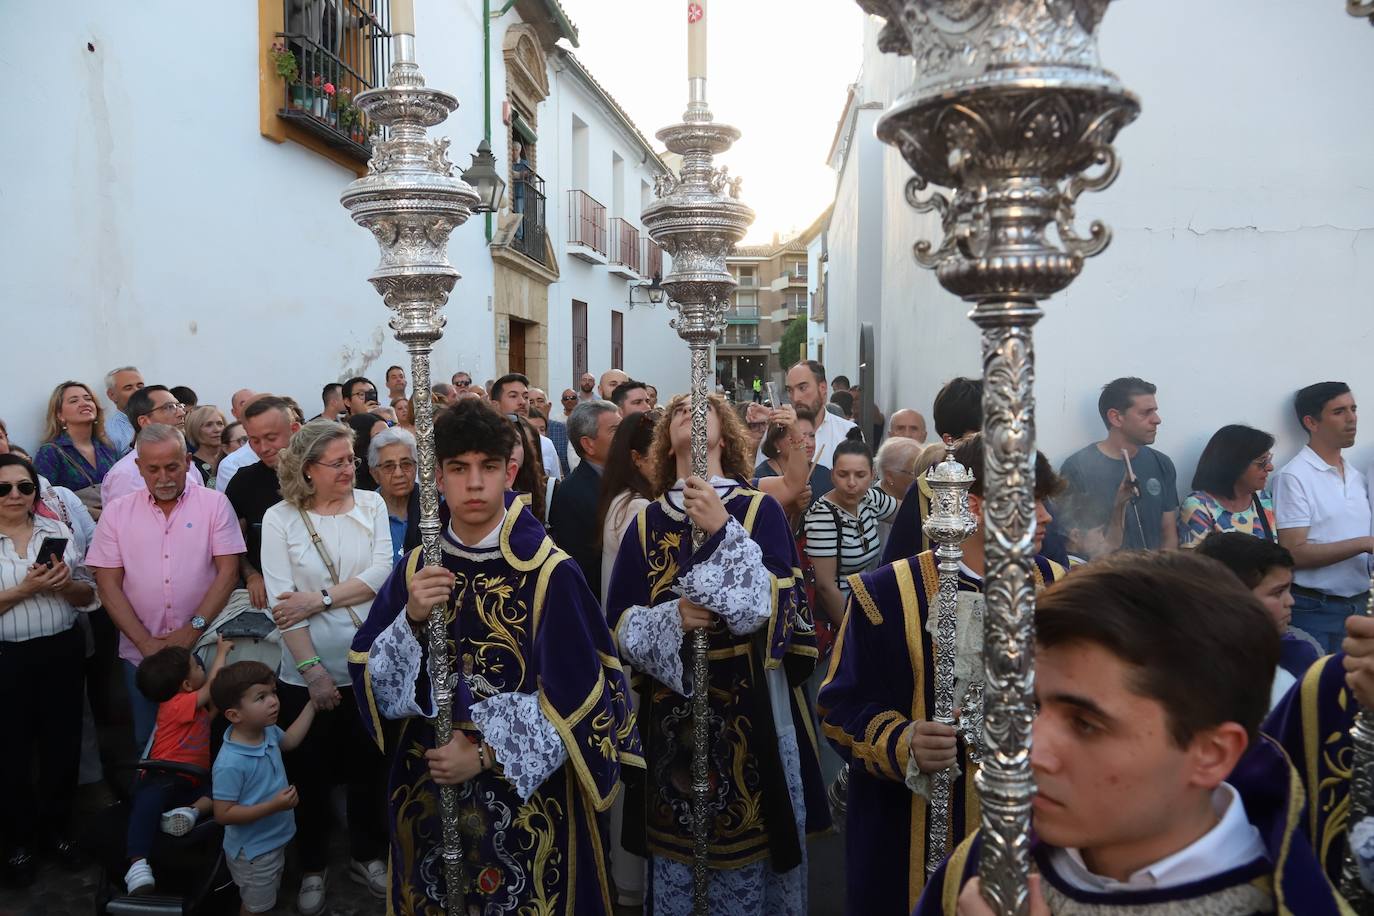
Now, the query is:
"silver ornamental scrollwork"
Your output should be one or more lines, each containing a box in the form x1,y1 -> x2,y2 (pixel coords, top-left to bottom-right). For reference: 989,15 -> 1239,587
642,81 -> 754,913
859,1 -> 1137,912
340,43 -> 480,915
921,444 -> 979,877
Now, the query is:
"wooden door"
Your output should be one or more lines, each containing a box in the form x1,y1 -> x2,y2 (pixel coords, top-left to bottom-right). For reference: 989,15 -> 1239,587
572,300 -> 588,384
509,319 -> 527,376
611,310 -> 624,371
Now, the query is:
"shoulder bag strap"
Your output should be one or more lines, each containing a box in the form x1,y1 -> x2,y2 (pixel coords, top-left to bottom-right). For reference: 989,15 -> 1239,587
297,508 -> 364,628
54,443 -> 98,488
1252,493 -> 1276,542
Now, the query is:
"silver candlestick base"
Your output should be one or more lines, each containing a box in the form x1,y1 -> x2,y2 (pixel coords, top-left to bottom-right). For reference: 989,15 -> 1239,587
856,2 -> 1139,912
642,93 -> 754,916
340,35 -> 480,916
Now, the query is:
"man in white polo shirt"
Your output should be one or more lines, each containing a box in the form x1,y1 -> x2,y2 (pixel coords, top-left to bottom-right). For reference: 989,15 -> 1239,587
782,359 -> 856,469
1273,381 -> 1374,653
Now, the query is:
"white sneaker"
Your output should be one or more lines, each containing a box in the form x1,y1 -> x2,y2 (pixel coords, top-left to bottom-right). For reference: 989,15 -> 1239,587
124,859 -> 155,895
349,858 -> 387,898
298,872 -> 328,915
160,806 -> 199,837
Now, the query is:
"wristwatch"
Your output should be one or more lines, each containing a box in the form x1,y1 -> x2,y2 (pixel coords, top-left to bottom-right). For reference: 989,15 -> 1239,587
320,589 -> 334,609
190,615 -> 207,631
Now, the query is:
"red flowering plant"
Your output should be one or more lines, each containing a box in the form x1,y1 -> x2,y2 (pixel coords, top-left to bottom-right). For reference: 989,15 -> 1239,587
269,40 -> 299,84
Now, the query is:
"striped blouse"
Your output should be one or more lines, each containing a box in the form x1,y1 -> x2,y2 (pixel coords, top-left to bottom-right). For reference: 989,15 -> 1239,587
803,487 -> 900,595
0,514 -> 99,642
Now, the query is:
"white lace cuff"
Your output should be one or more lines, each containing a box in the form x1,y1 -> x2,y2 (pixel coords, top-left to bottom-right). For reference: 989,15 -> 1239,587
904,744 -> 960,799
681,517 -> 771,636
618,600 -> 688,695
470,692 -> 568,802
366,613 -> 434,719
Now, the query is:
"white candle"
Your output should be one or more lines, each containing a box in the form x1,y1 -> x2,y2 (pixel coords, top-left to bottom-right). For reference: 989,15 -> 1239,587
393,0 -> 416,36
687,0 -> 706,80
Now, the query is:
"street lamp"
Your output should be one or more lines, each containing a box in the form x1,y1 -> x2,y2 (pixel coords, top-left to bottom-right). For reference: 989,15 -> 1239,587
461,138 -> 506,214
627,273 -> 667,308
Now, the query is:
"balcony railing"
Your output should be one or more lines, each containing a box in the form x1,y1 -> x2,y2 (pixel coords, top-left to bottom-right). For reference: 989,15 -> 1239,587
721,327 -> 760,347
568,190 -> 607,254
727,306 -> 759,323
787,269 -> 808,284
610,218 -> 641,273
510,169 -> 546,264
643,237 -> 664,280
737,275 -> 757,288
276,0 -> 391,162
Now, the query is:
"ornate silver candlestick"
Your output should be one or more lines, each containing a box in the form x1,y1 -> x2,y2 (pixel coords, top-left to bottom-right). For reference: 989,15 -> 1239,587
922,443 -> 978,878
339,32 -> 480,915
1351,0 -> 1374,25
856,2 -> 1139,911
641,14 -> 755,911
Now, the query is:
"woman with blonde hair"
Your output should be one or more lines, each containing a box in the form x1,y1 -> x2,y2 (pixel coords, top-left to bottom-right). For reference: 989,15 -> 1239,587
184,405 -> 228,489
390,396 -> 415,434
607,392 -> 828,912
33,381 -> 119,519
258,420 -> 392,911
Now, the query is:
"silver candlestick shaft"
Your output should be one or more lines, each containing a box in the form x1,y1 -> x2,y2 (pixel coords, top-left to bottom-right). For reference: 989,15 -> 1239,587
340,34 -> 481,915
1342,591 -> 1374,907
856,2 -> 1138,911
642,54 -> 754,916
921,444 -> 978,878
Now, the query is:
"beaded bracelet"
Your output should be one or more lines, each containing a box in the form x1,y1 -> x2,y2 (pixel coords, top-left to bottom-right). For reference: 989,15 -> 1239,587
295,655 -> 323,672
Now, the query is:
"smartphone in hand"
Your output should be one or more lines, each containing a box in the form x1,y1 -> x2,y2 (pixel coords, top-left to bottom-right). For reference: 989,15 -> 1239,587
36,536 -> 68,568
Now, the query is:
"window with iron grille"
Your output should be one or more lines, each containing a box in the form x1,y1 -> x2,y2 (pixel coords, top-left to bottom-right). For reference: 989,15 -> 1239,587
274,0 -> 392,162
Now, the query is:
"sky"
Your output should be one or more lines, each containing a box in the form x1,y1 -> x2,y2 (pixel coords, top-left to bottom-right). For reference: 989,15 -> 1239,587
556,0 -> 867,244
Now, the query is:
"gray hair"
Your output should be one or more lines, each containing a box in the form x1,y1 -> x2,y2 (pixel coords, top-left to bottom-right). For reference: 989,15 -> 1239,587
135,423 -> 187,454
276,420 -> 355,508
104,365 -> 139,392
567,399 -> 617,458
875,435 -> 923,476
368,426 -> 417,468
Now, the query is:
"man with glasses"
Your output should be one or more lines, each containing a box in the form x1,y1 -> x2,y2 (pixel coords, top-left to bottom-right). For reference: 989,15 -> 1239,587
226,397 -> 301,609
100,386 -> 206,505
87,423 -> 244,750
577,372 -> 597,403
451,370 -> 472,390
531,387 -> 570,477
491,374 -> 561,481
342,377 -> 379,417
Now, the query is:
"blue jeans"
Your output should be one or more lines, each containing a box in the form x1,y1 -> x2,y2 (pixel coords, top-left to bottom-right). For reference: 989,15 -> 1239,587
1291,589 -> 1370,654
123,660 -> 159,754
127,773 -> 205,860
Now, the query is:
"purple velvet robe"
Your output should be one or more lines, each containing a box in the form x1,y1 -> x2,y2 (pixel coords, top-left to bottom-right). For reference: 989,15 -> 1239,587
348,494 -> 642,914
818,551 -> 1060,914
604,482 -> 830,872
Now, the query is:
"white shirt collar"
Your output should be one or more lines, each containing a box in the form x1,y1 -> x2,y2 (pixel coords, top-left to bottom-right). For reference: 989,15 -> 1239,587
448,515 -> 504,550
1298,444 -> 1341,474
1049,783 -> 1266,893
665,475 -> 735,511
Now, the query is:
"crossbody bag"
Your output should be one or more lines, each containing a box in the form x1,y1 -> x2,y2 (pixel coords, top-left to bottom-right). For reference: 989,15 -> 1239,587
297,508 -> 364,628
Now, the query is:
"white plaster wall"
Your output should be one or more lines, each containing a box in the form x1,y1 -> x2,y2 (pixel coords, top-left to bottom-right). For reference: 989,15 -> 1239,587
0,0 -> 498,447
827,3 -> 1374,484
544,56 -> 688,395
806,233 -> 824,360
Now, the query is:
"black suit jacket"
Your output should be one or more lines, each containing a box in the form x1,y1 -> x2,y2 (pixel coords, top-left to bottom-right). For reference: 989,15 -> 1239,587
548,460 -> 603,600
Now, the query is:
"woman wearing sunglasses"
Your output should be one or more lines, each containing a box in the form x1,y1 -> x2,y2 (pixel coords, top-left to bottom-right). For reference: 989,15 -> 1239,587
0,453 -> 99,886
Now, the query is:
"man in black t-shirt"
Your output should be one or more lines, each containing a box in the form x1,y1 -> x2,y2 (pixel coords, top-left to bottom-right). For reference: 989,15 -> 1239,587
225,396 -> 299,607
1058,376 -> 1179,554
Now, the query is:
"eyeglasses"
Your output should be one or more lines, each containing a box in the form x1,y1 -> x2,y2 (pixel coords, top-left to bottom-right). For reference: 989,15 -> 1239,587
377,459 -> 416,475
747,421 -> 769,432
229,435 -> 250,447
144,401 -> 185,417
354,390 -> 379,402
0,480 -> 36,497
312,456 -> 361,471
561,394 -> 577,402
454,379 -> 471,388
1252,454 -> 1274,468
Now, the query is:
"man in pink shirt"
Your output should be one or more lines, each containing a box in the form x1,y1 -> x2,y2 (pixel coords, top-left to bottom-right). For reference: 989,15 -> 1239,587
101,386 -> 206,507
87,424 -> 244,748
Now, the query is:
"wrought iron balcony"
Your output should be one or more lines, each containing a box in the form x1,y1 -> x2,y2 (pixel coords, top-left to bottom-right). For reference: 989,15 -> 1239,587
720,326 -> 761,347
609,217 -> 641,278
275,0 -> 391,163
510,168 -> 546,263
568,190 -> 607,262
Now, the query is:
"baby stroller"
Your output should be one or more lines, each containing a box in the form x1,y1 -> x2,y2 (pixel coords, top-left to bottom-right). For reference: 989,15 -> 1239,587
92,594 -> 279,914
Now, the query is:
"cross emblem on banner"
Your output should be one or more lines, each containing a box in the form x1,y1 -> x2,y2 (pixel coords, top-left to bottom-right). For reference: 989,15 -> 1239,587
687,3 -> 703,24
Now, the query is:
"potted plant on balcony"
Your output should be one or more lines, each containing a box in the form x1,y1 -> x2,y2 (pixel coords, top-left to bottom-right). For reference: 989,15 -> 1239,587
309,75 -> 334,121
270,41 -> 305,109
336,88 -> 364,141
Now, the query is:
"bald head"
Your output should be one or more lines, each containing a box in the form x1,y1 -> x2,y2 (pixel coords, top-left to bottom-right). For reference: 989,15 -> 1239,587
230,389 -> 257,422
889,408 -> 927,444
599,370 -> 629,400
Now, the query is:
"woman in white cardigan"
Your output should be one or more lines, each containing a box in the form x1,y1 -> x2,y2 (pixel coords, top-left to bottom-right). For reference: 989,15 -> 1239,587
260,420 -> 393,913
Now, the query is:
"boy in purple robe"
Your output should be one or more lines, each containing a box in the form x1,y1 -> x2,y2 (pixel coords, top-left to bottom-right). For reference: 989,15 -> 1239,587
818,435 -> 1064,913
606,393 -> 829,916
348,401 -> 641,914
921,551 -> 1347,916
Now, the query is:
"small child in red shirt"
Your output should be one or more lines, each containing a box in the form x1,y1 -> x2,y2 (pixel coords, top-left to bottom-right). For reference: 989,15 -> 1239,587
123,635 -> 233,895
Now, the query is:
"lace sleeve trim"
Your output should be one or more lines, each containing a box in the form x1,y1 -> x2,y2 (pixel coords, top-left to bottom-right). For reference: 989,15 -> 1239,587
470,692 -> 569,802
617,600 -> 688,695
681,517 -> 771,636
366,613 -> 433,719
